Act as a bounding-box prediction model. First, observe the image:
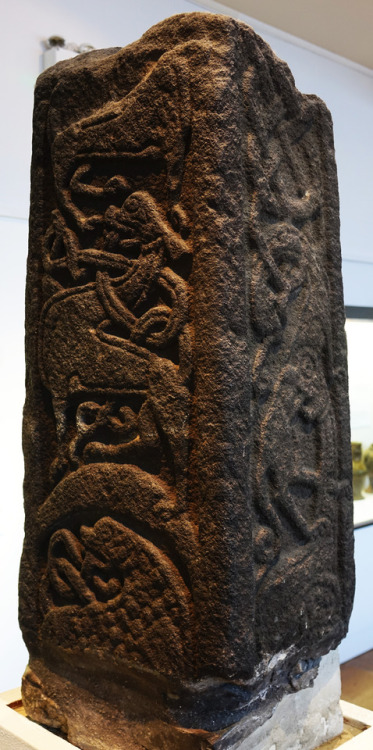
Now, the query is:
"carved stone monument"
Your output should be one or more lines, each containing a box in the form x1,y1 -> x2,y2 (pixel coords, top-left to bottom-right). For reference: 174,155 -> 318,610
20,12 -> 354,750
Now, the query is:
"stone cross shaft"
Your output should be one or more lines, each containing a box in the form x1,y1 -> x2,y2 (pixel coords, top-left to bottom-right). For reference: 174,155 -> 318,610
19,13 -> 354,750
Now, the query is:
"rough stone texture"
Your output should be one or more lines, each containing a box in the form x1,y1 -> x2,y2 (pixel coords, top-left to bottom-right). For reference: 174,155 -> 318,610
19,12 -> 355,750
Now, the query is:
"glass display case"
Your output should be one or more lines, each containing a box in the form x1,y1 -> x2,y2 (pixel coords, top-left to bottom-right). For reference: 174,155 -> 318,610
345,307 -> 373,527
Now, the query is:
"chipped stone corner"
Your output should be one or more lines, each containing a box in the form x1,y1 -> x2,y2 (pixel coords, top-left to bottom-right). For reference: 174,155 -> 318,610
215,650 -> 342,750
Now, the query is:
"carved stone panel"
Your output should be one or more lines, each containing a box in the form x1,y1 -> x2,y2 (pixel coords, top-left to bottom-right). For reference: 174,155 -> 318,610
20,12 -> 354,750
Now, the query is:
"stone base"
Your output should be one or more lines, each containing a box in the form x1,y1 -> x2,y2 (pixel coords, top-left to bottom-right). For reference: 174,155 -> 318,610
221,650 -> 342,750
17,651 -> 342,750
5,693 -> 373,750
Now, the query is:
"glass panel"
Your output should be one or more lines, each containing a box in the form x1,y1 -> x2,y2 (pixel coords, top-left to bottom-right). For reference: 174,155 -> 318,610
346,316 -> 373,525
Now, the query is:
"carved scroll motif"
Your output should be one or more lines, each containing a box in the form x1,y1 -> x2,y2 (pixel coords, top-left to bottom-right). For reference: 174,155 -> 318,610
31,66 -> 198,676
40,517 -> 193,674
40,187 -> 192,491
244,78 -> 344,654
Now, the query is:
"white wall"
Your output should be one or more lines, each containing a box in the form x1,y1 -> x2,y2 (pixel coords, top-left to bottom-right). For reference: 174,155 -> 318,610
1,0 -> 372,691
339,526 -> 373,663
0,217 -> 29,690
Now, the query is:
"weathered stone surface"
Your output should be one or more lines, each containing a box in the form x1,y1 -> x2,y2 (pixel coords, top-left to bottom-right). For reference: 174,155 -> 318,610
20,12 -> 354,750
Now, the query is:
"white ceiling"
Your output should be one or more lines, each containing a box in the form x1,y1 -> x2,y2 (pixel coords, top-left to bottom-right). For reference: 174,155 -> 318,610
218,0 -> 373,69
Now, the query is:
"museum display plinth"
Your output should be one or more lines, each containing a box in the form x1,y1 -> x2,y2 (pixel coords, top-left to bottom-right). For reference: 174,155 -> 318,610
19,12 -> 354,750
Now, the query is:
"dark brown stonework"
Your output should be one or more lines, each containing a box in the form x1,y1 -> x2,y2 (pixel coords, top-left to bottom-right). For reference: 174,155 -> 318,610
19,12 -> 354,750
